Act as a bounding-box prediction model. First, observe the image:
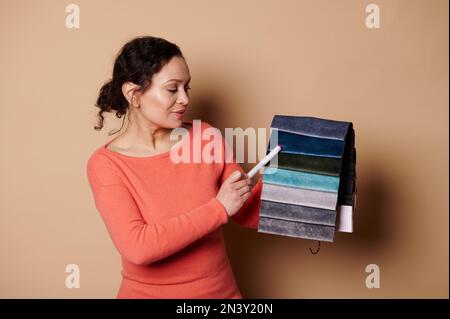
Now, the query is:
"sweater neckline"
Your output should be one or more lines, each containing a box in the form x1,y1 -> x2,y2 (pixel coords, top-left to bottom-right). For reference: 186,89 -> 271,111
101,121 -> 193,160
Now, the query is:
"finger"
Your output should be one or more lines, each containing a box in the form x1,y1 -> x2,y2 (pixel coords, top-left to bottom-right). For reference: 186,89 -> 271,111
225,170 -> 242,184
234,179 -> 250,190
237,186 -> 251,196
241,191 -> 251,202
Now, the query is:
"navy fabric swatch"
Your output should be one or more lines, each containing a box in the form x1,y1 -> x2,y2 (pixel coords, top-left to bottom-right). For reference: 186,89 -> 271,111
271,115 -> 350,140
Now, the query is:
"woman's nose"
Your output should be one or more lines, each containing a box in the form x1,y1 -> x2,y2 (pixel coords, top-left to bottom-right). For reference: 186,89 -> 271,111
177,91 -> 189,105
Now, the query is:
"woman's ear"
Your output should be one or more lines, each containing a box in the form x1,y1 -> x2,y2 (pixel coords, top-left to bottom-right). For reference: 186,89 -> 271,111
122,82 -> 140,108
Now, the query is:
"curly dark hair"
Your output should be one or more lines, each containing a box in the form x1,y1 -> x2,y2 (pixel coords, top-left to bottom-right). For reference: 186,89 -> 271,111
94,36 -> 184,134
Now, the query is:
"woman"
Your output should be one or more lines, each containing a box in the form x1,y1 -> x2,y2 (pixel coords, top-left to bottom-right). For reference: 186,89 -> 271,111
86,36 -> 263,298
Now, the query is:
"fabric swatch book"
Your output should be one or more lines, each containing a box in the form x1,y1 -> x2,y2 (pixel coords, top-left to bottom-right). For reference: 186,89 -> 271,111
257,115 -> 357,242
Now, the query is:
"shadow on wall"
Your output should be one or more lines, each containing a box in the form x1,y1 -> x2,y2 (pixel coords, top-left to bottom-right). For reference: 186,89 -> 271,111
336,160 -> 398,249
223,155 -> 400,298
188,79 -> 233,126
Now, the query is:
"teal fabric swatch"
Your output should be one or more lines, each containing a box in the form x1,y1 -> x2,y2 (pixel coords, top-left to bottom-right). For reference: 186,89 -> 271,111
263,167 -> 339,193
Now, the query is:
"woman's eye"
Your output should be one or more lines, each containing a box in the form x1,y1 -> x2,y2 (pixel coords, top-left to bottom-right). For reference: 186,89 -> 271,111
168,87 -> 191,93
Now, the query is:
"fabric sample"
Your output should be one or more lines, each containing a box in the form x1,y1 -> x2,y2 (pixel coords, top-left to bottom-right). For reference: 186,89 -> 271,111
269,129 -> 345,158
261,183 -> 338,210
336,205 -> 353,233
263,167 -> 340,193
273,152 -> 342,176
271,115 -> 350,140
258,216 -> 335,242
260,200 -> 336,226
338,128 -> 356,206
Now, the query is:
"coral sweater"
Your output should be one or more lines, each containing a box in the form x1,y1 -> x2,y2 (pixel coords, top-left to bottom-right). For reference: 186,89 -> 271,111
86,120 -> 263,298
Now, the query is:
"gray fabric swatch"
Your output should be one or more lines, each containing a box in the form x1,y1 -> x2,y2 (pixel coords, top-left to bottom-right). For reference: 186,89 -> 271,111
258,216 -> 335,242
261,182 -> 338,210
260,200 -> 336,226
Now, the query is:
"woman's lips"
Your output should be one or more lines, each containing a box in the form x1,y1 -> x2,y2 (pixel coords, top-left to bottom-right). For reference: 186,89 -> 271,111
172,110 -> 186,119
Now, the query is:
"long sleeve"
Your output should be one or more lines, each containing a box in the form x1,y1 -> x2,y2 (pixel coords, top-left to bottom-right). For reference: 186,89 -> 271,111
87,157 -> 229,266
219,161 -> 262,229
216,130 -> 263,229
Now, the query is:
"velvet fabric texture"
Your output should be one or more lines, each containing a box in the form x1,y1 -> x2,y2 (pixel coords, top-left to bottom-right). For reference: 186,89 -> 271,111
261,183 -> 338,210
257,115 -> 357,242
338,130 -> 356,206
274,152 -> 341,176
258,216 -> 335,242
260,200 -> 336,226
263,167 -> 339,192
269,129 -> 345,158
270,115 -> 350,140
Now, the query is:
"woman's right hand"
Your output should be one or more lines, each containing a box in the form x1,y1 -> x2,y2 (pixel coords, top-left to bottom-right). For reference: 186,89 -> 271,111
216,170 -> 252,217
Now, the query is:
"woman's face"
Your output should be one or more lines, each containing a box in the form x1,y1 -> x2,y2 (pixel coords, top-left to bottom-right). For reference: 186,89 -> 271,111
135,56 -> 191,128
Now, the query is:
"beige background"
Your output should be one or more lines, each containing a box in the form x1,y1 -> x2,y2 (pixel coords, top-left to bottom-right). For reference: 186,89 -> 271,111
0,0 -> 448,298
